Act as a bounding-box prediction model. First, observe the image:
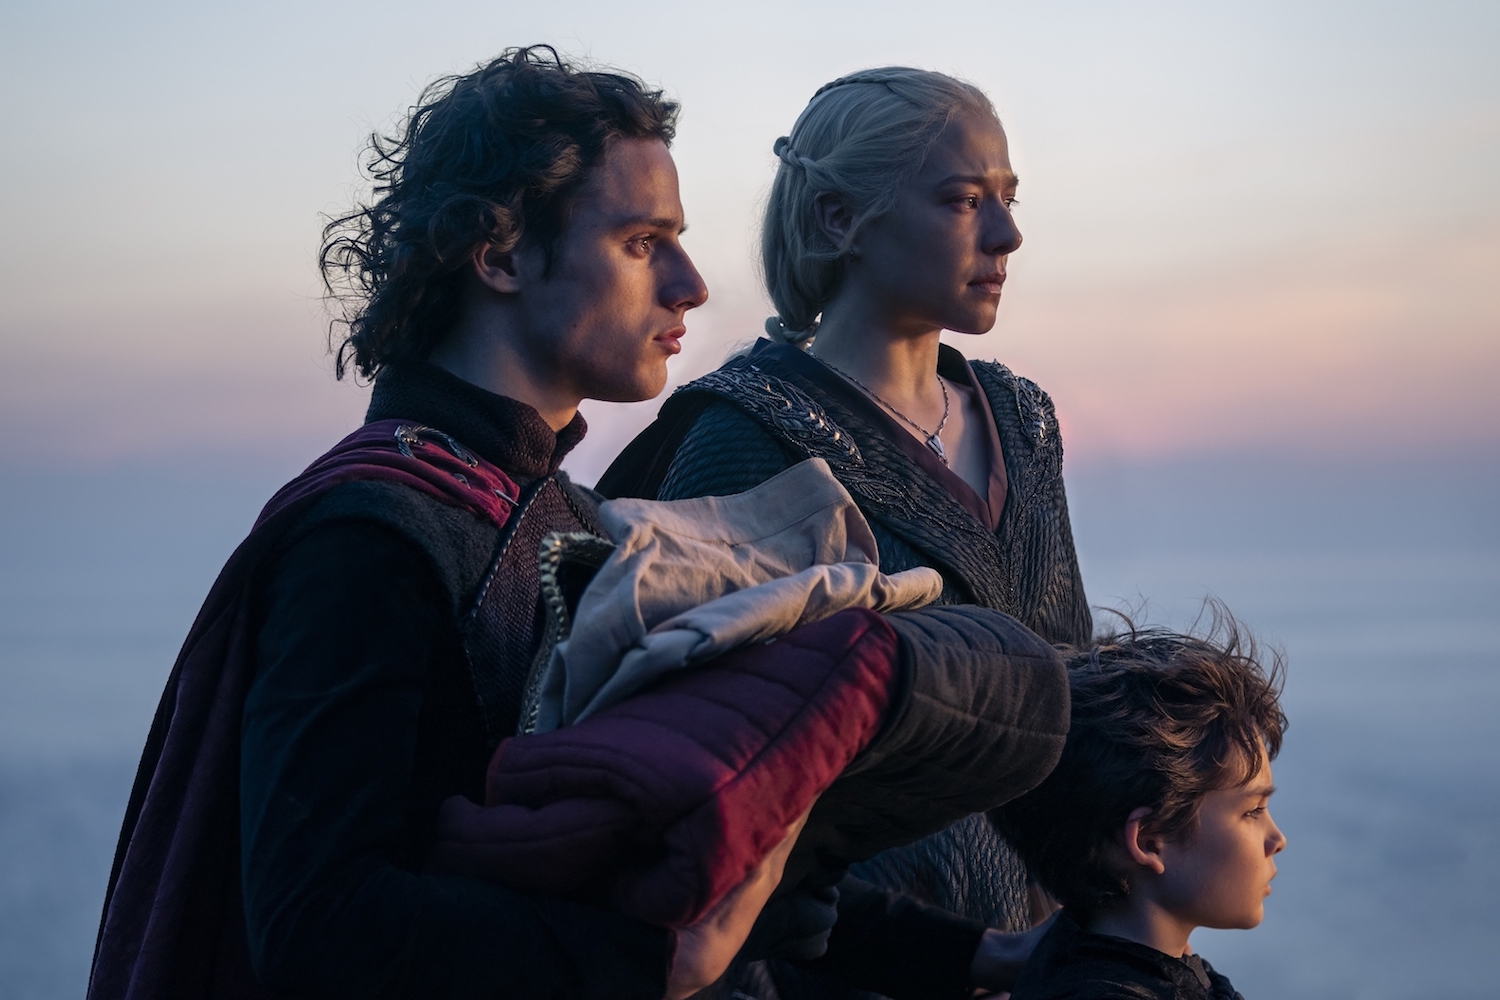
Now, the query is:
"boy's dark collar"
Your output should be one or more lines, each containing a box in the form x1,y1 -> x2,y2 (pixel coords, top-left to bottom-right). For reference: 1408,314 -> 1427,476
1027,910 -> 1228,998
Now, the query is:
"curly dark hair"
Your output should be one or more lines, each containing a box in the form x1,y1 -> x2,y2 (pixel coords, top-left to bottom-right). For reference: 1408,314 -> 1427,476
320,46 -> 679,380
991,603 -> 1286,921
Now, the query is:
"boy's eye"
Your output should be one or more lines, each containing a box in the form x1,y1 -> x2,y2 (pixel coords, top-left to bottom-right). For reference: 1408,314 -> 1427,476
1245,806 -> 1266,818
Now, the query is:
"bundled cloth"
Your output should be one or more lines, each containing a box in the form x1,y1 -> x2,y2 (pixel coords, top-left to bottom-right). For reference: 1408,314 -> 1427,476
431,608 -> 900,927
536,458 -> 943,731
430,461 -> 1068,928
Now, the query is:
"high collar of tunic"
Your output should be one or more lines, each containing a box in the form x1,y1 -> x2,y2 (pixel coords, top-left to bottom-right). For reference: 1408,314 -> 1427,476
1013,910 -> 1241,1000
366,361 -> 587,481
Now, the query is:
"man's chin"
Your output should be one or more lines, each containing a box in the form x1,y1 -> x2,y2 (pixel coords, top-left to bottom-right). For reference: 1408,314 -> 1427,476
588,374 -> 670,405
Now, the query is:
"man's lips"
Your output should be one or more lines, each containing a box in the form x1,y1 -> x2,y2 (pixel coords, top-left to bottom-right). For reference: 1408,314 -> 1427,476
969,273 -> 1006,294
655,326 -> 685,353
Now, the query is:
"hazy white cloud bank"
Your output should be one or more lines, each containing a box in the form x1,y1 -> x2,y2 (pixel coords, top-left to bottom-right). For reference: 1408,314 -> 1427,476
1,0 -> 1495,470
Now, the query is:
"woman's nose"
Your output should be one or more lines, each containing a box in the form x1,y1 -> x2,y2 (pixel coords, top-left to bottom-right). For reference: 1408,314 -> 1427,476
984,202 -> 1022,257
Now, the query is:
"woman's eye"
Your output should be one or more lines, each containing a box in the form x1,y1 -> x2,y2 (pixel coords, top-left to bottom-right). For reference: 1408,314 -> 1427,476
1005,197 -> 1020,209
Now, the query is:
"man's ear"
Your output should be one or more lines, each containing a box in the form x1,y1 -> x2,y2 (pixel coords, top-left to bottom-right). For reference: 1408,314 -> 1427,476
812,192 -> 858,256
1122,806 -> 1168,876
471,242 -> 524,295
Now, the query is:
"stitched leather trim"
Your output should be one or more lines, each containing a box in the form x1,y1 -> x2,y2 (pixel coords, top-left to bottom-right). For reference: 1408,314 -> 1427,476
677,361 -> 922,517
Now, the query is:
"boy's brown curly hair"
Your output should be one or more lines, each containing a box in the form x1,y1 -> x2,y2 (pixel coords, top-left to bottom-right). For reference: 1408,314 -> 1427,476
991,603 -> 1286,920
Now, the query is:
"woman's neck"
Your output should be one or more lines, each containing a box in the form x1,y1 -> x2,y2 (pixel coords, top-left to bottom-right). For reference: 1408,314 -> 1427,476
807,291 -> 994,494
807,295 -> 945,415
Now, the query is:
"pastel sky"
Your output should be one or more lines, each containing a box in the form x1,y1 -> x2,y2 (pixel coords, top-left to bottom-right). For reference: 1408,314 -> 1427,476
2,0 -> 1496,478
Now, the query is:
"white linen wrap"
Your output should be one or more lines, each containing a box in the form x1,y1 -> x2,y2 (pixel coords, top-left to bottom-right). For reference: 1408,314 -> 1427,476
534,458 -> 943,732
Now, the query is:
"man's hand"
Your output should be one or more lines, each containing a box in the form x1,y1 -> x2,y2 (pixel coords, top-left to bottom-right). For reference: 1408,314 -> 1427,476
738,879 -> 841,963
968,911 -> 1057,996
665,807 -> 812,999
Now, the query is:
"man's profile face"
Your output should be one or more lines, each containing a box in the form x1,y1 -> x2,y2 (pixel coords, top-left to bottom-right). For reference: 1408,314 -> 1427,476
514,138 -> 708,405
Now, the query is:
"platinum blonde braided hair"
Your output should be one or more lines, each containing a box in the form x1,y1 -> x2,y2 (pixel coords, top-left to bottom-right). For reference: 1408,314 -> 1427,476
762,67 -> 998,344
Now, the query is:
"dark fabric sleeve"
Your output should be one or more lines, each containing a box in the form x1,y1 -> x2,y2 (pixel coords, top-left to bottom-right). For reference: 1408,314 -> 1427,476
1031,470 -> 1093,649
790,606 -> 1067,912
974,364 -> 1093,649
656,401 -> 798,501
801,877 -> 985,1000
240,521 -> 671,1000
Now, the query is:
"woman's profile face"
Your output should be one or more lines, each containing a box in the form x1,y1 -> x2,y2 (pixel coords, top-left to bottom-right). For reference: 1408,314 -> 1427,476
849,113 -> 1021,337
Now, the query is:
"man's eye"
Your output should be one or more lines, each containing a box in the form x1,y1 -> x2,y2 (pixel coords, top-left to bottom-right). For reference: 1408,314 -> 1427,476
1005,197 -> 1020,209
630,236 -> 654,254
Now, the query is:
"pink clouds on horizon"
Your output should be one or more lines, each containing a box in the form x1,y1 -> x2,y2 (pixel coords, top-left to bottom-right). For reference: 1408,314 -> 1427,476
3,213 -> 1496,474
981,219 -> 1500,462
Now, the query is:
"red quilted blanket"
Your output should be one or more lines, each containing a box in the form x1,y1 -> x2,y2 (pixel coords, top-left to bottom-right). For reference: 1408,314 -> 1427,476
428,607 -> 898,927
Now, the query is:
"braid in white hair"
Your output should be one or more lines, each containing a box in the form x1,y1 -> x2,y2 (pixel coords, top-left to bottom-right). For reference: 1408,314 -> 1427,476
809,69 -> 910,99
772,134 -> 819,173
764,142 -> 824,343
764,314 -> 819,344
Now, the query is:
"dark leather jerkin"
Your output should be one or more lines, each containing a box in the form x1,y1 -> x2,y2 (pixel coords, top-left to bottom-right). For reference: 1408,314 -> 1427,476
459,473 -> 604,745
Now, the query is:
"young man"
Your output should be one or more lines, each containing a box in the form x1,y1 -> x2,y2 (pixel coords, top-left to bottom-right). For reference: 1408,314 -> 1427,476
90,47 -> 724,1000
88,47 -> 1058,1000
991,615 -> 1288,1000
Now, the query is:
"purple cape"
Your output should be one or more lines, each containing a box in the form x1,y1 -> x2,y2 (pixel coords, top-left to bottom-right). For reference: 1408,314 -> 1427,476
88,420 -> 518,1000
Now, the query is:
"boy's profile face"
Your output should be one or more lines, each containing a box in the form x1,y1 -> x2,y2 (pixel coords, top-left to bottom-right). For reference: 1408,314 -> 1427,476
1153,745 -> 1286,932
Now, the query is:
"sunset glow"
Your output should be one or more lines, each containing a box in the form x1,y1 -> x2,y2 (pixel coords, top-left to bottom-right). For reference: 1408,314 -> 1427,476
2,0 -> 1494,472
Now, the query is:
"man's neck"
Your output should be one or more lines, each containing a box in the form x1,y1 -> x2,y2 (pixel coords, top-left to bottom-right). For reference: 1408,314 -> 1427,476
1086,903 -> 1194,958
427,319 -> 580,432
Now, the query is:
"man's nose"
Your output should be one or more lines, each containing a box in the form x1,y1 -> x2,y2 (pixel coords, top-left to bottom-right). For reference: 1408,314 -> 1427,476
664,247 -> 709,312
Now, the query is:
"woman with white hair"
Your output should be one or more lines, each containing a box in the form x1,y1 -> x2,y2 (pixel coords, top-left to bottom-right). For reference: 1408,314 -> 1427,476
600,67 -> 1090,997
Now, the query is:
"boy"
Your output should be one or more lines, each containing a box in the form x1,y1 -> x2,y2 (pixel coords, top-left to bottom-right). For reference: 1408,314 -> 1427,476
991,615 -> 1288,1000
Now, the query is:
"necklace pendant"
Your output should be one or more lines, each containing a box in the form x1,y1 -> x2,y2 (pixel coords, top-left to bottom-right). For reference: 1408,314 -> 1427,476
926,434 -> 948,465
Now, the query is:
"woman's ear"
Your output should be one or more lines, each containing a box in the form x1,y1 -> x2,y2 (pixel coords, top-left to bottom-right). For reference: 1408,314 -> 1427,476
471,242 -> 525,294
1122,807 -> 1168,876
812,192 -> 857,255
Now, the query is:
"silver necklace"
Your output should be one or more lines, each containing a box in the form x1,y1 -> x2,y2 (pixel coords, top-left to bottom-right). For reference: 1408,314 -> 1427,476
816,356 -> 952,465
